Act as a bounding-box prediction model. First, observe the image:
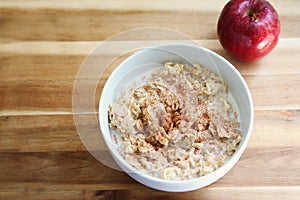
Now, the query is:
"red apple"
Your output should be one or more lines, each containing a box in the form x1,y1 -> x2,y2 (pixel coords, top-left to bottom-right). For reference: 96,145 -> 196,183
217,0 -> 280,62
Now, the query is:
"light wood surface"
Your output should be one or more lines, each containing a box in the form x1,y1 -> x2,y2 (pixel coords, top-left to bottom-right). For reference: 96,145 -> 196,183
0,0 -> 299,199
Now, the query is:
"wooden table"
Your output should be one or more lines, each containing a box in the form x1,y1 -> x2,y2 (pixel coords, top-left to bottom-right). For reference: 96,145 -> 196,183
0,0 -> 299,199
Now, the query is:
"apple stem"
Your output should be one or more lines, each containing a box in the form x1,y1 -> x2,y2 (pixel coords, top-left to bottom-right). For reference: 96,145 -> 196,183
246,10 -> 259,22
250,13 -> 258,22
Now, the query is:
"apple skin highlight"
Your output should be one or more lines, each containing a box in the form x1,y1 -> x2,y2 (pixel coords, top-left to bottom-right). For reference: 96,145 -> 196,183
217,0 -> 280,62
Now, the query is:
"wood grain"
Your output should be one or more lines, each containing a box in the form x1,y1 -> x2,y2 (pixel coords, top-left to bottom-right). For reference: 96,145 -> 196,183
0,147 -> 299,190
1,112 -> 299,192
99,188 -> 300,200
0,115 -> 84,152
0,188 -> 94,200
0,0 -> 299,41
1,40 -> 300,113
0,0 -> 293,12
1,39 -> 300,76
0,9 -> 217,41
1,73 -> 299,113
0,0 -> 299,198
1,188 -> 300,200
0,110 -> 300,153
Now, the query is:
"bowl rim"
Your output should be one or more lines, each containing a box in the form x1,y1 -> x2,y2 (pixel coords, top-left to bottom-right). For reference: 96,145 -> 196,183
99,42 -> 254,189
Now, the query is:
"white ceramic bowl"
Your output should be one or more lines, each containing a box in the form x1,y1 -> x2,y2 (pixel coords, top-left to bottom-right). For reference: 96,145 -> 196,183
99,43 -> 254,192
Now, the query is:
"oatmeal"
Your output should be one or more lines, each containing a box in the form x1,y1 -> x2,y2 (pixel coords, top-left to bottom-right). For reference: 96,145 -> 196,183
108,62 -> 241,180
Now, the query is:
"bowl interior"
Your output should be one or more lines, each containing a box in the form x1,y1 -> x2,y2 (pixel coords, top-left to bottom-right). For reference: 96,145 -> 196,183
99,43 -> 253,192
